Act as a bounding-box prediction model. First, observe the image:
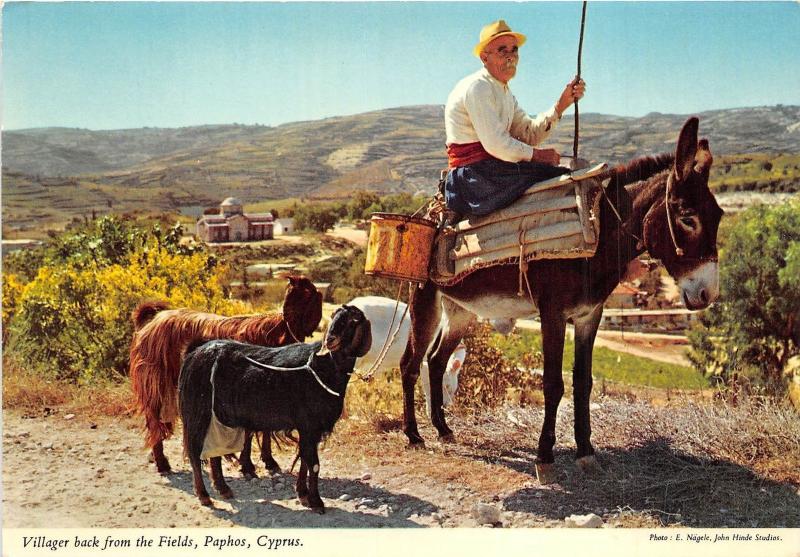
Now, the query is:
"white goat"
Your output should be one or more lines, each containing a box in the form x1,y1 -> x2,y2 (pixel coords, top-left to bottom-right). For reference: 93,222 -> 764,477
348,296 -> 464,417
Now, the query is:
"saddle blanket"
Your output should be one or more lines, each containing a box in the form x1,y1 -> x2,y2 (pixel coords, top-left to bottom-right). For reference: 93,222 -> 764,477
432,162 -> 607,287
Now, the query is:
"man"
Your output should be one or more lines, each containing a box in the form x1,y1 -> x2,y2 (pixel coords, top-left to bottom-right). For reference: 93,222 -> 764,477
444,20 -> 586,217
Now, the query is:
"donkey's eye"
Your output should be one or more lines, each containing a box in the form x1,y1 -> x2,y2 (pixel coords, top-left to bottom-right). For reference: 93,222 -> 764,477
679,216 -> 697,229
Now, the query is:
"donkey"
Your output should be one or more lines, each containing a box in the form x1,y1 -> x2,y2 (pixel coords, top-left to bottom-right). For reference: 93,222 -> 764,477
399,117 -> 723,482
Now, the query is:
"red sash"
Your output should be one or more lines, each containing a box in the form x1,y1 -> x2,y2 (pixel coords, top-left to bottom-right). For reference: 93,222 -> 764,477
447,142 -> 493,168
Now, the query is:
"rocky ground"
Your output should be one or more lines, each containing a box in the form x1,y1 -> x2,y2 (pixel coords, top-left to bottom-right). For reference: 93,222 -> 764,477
5,395 -> 799,530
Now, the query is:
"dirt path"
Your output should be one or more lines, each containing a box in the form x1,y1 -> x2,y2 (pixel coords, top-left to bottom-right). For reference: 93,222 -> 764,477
5,397 -> 798,530
3,409 -> 535,529
327,225 -> 368,247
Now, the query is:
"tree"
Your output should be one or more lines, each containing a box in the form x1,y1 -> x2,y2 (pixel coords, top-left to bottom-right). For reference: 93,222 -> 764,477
688,199 -> 800,395
293,204 -> 339,232
347,191 -> 381,221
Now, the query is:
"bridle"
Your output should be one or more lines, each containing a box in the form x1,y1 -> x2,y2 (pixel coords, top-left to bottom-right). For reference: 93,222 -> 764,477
664,172 -> 685,257
602,171 -> 717,265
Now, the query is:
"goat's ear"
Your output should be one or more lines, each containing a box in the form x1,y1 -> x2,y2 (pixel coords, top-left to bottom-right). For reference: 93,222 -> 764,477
351,319 -> 372,358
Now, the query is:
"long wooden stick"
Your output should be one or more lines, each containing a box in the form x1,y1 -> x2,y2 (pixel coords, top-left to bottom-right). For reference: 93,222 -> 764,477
572,1 -> 588,161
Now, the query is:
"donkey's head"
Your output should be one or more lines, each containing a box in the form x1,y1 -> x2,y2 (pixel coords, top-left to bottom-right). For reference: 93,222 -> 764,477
642,117 -> 724,310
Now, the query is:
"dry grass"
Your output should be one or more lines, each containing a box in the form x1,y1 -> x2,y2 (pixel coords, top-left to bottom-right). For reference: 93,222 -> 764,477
3,355 -> 132,418
439,396 -> 800,527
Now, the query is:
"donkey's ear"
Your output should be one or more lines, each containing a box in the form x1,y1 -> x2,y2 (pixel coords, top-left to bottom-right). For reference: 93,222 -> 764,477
694,138 -> 713,175
674,117 -> 699,181
287,275 -> 299,286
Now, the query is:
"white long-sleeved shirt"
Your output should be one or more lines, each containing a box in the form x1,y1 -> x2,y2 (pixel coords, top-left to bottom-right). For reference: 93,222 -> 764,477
444,67 -> 562,163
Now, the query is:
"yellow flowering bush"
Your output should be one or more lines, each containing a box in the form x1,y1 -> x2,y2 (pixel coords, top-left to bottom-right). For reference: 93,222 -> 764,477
7,223 -> 249,384
2,273 -> 25,342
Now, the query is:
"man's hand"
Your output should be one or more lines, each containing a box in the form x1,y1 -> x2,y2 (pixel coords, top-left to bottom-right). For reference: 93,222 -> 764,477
532,148 -> 560,166
555,77 -> 586,116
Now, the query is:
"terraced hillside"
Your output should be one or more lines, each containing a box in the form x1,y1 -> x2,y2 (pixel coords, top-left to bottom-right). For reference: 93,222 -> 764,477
3,104 -> 799,233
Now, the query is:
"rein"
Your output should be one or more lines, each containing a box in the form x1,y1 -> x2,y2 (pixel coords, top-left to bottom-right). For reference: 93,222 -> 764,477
244,352 -> 349,397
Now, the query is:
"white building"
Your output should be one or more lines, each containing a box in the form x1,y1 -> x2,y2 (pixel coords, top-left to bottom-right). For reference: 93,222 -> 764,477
196,197 -> 273,243
273,217 -> 296,235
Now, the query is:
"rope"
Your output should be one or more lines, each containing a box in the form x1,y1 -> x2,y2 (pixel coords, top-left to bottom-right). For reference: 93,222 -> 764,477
516,228 -> 537,307
664,173 -> 685,256
263,317 -> 302,345
572,1 -> 588,161
284,320 -> 303,344
244,353 -> 343,397
358,281 -> 410,381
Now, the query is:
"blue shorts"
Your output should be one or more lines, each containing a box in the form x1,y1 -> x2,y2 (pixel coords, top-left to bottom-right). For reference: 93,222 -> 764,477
445,159 -> 570,216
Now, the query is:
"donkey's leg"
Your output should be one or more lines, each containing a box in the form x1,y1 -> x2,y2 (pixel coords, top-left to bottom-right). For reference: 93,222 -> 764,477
399,282 -> 442,446
535,305 -> 567,485
260,431 -> 282,475
209,456 -> 234,499
238,431 -> 258,479
427,298 -> 475,442
573,305 -> 603,474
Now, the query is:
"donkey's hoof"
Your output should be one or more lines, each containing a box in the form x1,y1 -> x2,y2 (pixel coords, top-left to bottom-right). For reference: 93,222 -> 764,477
408,440 -> 426,450
241,470 -> 258,480
535,461 -> 557,485
576,455 -> 603,475
438,433 -> 456,444
199,496 -> 213,507
298,495 -> 310,507
311,506 -> 326,515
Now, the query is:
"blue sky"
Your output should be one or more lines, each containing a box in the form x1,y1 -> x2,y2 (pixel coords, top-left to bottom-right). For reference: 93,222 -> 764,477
3,1 -> 799,130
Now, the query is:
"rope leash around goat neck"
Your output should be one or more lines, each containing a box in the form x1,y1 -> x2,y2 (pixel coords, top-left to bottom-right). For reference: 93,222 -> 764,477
243,352 -> 346,397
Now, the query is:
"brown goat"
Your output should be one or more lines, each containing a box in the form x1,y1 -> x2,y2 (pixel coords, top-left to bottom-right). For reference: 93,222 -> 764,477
129,275 -> 323,475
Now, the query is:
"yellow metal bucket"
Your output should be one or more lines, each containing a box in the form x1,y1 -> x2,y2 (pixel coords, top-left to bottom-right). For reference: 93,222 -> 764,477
364,213 -> 437,283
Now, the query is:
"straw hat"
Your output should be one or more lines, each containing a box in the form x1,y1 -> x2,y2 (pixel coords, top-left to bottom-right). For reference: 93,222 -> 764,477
473,20 -> 527,57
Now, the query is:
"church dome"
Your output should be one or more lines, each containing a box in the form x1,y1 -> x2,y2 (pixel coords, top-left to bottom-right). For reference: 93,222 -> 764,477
220,197 -> 243,216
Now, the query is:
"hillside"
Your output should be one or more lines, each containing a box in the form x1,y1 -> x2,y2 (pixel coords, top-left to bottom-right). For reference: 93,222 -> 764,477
3,105 -> 799,232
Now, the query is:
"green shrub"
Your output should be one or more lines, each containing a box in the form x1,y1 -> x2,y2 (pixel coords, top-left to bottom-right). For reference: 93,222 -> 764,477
5,216 -> 246,384
688,199 -> 800,396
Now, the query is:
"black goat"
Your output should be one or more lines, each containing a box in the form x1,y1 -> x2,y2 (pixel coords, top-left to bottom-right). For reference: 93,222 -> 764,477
179,305 -> 371,511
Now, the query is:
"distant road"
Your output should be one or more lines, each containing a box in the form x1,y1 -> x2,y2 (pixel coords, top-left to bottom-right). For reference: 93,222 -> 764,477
516,318 -> 691,367
328,224 -> 368,246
